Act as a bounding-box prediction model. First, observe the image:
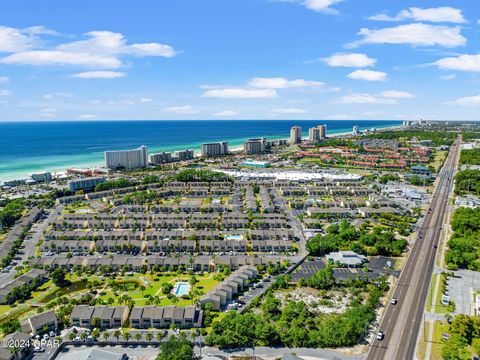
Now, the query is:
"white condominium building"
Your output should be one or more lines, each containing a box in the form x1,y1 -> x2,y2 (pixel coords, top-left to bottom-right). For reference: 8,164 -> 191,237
105,145 -> 148,170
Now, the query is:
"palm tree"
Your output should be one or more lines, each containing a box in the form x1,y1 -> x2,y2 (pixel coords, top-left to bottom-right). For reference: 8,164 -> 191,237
103,332 -> 110,342
68,332 -> 76,341
145,333 -> 153,342
134,333 -> 142,342
80,332 -> 87,341
123,331 -> 131,342
156,332 -> 165,341
171,295 -> 179,306
91,328 -> 100,340
113,329 -> 121,342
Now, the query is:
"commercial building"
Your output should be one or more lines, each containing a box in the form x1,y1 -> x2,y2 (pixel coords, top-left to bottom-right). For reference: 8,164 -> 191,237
290,126 -> 302,144
201,142 -> 229,157
68,177 -> 106,192
105,145 -> 148,170
308,127 -> 321,144
352,126 -> 359,135
318,124 -> 326,139
244,138 -> 267,155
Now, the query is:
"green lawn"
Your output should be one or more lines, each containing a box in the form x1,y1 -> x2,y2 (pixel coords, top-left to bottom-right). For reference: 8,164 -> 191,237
98,272 -> 218,306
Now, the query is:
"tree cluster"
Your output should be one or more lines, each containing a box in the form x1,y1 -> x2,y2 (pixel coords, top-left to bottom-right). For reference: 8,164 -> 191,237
306,220 -> 407,257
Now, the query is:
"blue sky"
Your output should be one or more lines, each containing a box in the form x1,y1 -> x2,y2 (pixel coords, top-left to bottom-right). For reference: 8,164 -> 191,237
1,0 -> 480,121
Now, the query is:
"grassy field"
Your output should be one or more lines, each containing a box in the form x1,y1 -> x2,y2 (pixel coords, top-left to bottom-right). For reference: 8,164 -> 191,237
431,150 -> 447,172
431,321 -> 448,360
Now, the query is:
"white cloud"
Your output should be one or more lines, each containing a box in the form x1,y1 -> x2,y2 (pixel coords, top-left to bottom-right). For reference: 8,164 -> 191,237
43,92 -> 73,99
434,54 -> 480,72
325,113 -> 355,120
0,76 -> 9,83
213,110 -> 238,117
1,51 -> 122,68
349,23 -> 466,48
368,7 -> 466,24
380,90 -> 415,99
347,69 -> 387,81
162,105 -> 200,114
202,88 -> 278,98
78,114 -> 97,119
139,98 -> 153,103
447,94 -> 480,107
0,26 -> 39,52
249,77 -> 323,89
72,71 -> 126,79
303,0 -> 343,14
323,53 -> 376,67
337,93 -> 396,104
0,29 -> 176,68
439,74 -> 456,80
0,90 -> 11,96
272,107 -> 307,114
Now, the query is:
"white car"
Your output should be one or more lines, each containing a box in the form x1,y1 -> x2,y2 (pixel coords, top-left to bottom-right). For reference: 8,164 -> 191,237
390,298 -> 398,305
34,347 -> 45,353
376,332 -> 385,341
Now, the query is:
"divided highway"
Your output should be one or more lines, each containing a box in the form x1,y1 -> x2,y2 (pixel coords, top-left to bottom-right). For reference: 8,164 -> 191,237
367,135 -> 461,360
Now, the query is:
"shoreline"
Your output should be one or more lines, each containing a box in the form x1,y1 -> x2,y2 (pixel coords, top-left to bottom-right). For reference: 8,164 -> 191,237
1,122 -> 400,182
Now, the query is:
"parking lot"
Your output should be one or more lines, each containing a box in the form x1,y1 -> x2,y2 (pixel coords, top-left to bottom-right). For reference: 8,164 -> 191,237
291,256 -> 399,281
448,269 -> 480,315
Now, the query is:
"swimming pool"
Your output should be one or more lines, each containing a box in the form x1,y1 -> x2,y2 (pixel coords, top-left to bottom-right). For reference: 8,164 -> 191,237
173,282 -> 190,296
225,234 -> 243,241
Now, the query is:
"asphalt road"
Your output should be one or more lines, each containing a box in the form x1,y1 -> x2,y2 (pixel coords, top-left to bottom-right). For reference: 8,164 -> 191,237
366,135 -> 460,360
0,206 -> 62,284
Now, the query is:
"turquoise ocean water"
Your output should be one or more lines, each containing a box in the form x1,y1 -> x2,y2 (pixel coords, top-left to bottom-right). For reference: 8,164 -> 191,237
0,120 -> 401,181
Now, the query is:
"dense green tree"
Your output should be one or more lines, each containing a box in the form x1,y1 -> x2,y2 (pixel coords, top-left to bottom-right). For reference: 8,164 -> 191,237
156,334 -> 193,360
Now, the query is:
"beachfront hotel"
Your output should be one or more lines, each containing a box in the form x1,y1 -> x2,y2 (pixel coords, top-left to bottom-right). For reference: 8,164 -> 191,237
290,126 -> 302,144
105,145 -> 148,170
201,142 -> 229,157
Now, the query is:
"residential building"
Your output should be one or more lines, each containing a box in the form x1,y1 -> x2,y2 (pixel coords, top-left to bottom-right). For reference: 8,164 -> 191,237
201,142 -> 229,157
105,145 -> 148,170
352,126 -> 359,135
129,306 -> 203,329
174,149 -> 194,161
149,152 -> 172,164
244,138 -> 267,154
20,310 -> 57,336
290,126 -> 302,144
308,127 -> 321,143
61,349 -> 126,360
70,305 -> 129,328
318,124 -> 326,139
411,165 -> 430,175
30,172 -> 52,183
68,177 -> 106,192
